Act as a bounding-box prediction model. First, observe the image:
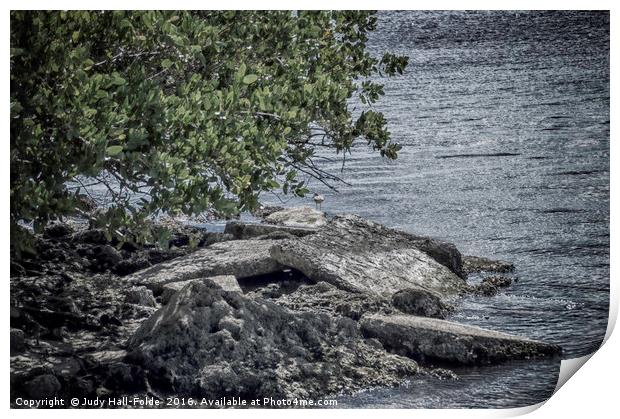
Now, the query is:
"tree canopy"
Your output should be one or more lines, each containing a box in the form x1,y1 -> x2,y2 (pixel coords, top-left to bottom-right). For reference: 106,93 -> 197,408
10,10 -> 408,249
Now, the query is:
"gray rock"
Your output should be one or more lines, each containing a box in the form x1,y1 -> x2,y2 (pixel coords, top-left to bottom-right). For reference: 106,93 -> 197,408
264,206 -> 327,228
482,275 -> 513,288
101,362 -> 145,391
84,350 -> 128,364
91,244 -> 123,271
471,276 -> 513,297
113,256 -> 149,276
270,214 -> 466,297
463,255 -> 515,274
251,205 -> 286,218
76,194 -> 98,212
10,328 -> 25,354
127,280 -> 422,399
72,228 -> 109,245
160,275 -> 241,304
125,240 -> 283,293
224,221 -> 317,240
23,374 -> 62,398
274,281 -> 395,321
392,288 -> 453,318
252,231 -> 299,241
44,223 -> 74,239
360,314 -> 561,365
199,232 -> 234,247
10,306 -> 21,320
160,279 -> 202,304
473,282 -> 499,296
125,286 -> 157,307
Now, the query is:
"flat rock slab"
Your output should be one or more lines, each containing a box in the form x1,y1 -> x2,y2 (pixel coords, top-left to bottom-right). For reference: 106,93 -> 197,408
270,214 -> 466,297
160,275 -> 241,304
264,206 -> 327,228
360,314 -> 561,365
125,240 -> 283,293
224,221 -> 317,240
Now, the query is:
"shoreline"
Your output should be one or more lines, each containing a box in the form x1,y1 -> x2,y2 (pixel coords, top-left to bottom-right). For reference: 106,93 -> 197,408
10,206 -> 561,407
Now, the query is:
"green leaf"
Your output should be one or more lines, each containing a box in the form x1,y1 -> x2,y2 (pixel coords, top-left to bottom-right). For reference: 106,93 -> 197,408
242,74 -> 258,85
161,59 -> 173,69
295,186 -> 309,197
111,74 -> 126,86
106,145 -> 124,156
237,62 -> 247,78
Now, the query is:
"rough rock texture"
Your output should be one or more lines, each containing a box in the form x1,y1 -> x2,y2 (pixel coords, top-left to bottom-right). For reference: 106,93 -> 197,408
127,280 -> 423,399
90,245 -> 123,272
251,204 -> 285,219
198,232 -> 235,248
462,255 -> 515,274
224,221 -> 317,240
264,207 -> 327,228
23,374 -> 62,398
10,328 -> 25,355
12,212 -> 560,405
473,282 -> 500,296
392,289 -> 453,319
113,247 -> 191,277
10,270 -> 158,404
470,275 -> 514,297
11,221 -> 239,405
160,275 -> 241,304
360,314 -> 561,365
482,275 -> 513,288
44,223 -> 75,239
271,281 -> 396,321
125,240 -> 284,293
124,286 -> 157,307
71,228 -> 109,245
270,214 -> 466,296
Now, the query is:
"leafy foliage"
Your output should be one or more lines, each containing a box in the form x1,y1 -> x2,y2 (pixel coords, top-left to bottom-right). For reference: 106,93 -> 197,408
10,11 -> 408,248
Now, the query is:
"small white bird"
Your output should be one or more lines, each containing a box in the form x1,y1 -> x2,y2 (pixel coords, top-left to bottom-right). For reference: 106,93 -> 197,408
313,193 -> 325,210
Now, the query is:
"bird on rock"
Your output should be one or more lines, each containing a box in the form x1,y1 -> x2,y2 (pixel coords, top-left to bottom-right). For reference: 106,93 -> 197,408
313,193 -> 325,210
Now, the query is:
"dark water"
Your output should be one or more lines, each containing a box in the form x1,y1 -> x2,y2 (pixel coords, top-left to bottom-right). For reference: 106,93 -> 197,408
335,359 -> 560,409
264,11 -> 609,408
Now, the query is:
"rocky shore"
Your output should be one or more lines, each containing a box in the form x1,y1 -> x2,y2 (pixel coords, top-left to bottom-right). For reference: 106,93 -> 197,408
10,207 -> 561,407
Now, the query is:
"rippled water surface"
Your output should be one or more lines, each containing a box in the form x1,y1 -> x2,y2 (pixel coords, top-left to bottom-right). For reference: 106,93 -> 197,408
335,359 -> 560,409
264,11 -> 609,408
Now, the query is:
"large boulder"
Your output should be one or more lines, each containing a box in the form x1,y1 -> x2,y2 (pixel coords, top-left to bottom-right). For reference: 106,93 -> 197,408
160,275 -> 241,304
224,221 -> 317,240
126,280 -> 422,399
270,214 -> 466,297
264,207 -> 327,228
360,314 -> 561,365
125,240 -> 283,293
